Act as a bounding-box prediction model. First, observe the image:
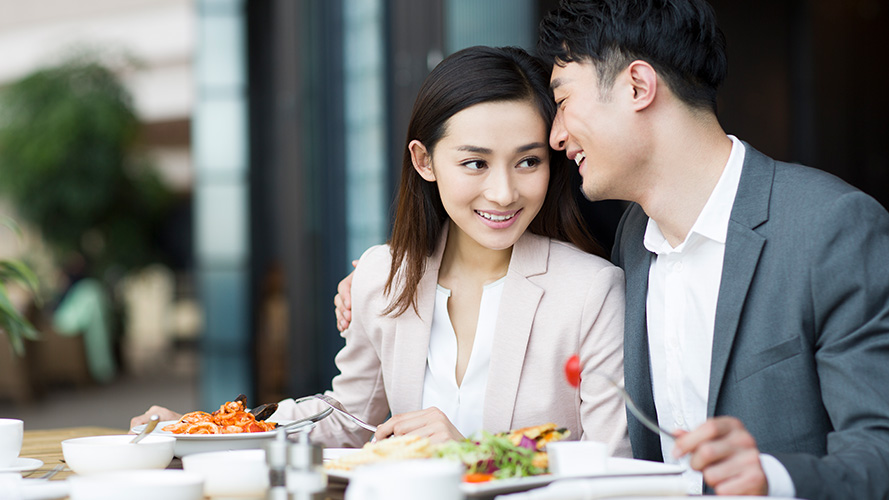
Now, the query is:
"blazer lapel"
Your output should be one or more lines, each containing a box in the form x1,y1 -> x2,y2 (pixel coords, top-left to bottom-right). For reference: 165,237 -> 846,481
483,233 -> 546,433
389,227 -> 447,413
617,205 -> 662,461
707,144 -> 773,416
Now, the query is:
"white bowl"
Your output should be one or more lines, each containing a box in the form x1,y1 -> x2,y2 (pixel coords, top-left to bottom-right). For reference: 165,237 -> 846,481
68,470 -> 203,500
62,435 -> 175,475
546,441 -> 607,476
182,449 -> 269,498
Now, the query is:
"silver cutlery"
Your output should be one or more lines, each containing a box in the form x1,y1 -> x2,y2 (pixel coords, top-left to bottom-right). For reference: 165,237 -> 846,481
130,414 -> 159,444
27,463 -> 65,481
277,399 -> 334,430
587,370 -> 679,441
310,394 -> 378,433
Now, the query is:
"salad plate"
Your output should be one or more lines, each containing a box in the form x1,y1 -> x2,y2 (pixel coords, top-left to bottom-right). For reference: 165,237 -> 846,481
132,420 -> 309,457
323,450 -> 682,498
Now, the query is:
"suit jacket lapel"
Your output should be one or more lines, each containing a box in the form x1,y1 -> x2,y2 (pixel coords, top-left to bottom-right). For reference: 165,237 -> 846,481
483,232 -> 546,433
707,144 -> 773,416
617,205 -> 662,461
389,227 -> 447,413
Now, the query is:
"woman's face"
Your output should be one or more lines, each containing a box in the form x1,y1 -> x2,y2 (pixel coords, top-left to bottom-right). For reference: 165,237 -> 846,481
411,100 -> 550,252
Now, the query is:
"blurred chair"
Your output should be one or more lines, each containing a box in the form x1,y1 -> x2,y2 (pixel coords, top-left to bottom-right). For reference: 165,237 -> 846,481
0,337 -> 36,403
52,278 -> 116,384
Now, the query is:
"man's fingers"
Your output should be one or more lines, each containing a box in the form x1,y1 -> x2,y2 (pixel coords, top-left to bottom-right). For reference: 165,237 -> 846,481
699,445 -> 761,485
708,453 -> 768,496
673,416 -> 739,457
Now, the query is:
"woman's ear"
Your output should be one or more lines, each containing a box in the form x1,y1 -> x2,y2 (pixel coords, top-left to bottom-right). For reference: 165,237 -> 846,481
409,140 -> 436,182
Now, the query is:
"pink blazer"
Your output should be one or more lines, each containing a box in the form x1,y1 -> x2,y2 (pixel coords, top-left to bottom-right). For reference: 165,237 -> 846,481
275,227 -> 631,457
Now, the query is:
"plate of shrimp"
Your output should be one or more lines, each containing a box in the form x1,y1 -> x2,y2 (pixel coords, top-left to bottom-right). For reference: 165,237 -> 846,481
131,396 -> 324,456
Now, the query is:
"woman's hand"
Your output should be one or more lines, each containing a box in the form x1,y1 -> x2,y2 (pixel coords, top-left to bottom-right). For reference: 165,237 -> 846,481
129,406 -> 182,431
374,408 -> 464,444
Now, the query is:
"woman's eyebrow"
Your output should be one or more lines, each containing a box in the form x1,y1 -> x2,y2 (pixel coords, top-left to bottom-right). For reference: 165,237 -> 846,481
516,142 -> 547,153
456,145 -> 493,154
456,142 -> 546,154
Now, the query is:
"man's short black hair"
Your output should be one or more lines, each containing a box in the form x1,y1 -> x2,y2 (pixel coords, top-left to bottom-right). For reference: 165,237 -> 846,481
538,0 -> 728,112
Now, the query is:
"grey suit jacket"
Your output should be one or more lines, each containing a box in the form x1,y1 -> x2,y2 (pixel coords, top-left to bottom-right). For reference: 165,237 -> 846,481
612,143 -> 889,499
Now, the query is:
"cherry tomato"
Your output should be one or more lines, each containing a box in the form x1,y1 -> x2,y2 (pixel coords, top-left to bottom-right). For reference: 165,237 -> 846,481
565,354 -> 581,387
463,473 -> 494,483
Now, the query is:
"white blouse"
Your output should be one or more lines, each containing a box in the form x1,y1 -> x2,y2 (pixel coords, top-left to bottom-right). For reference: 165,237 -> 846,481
421,277 -> 505,438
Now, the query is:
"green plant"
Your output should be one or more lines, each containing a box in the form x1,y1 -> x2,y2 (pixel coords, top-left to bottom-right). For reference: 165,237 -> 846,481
0,53 -> 171,278
0,217 -> 40,355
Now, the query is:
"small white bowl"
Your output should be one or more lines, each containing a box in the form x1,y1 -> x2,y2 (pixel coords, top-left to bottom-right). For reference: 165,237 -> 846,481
182,449 -> 269,498
547,441 -> 608,477
68,470 -> 203,500
62,435 -> 175,475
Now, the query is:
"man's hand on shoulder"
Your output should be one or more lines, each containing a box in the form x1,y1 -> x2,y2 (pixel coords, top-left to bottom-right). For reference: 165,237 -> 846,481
673,416 -> 768,496
334,260 -> 358,332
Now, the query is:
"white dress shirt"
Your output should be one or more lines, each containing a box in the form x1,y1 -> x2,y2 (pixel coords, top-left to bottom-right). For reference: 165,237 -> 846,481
421,278 -> 504,438
644,136 -> 794,496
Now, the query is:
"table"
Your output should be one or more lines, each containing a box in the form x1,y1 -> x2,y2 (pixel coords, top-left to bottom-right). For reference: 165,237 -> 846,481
21,427 -> 347,499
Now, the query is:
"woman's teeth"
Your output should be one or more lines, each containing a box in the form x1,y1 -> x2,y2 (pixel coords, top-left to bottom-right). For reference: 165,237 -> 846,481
477,211 -> 515,222
574,152 -> 586,166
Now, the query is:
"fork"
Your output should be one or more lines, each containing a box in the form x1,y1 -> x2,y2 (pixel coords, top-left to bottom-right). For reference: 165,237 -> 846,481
310,394 -> 378,433
586,370 -> 679,441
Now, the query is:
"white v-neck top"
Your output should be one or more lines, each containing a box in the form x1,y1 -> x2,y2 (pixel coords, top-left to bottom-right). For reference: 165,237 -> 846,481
421,277 -> 505,437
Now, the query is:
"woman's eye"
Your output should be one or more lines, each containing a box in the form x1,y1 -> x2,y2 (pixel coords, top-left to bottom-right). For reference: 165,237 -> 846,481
463,160 -> 485,170
518,157 -> 541,168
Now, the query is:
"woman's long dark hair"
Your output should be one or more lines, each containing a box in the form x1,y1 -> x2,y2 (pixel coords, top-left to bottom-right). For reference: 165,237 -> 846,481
385,45 -> 603,316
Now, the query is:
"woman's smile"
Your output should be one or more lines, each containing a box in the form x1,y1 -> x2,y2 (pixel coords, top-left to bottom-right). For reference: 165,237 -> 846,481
475,208 -> 522,228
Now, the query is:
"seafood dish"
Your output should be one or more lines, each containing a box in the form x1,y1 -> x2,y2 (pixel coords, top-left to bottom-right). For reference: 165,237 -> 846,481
162,395 -> 278,435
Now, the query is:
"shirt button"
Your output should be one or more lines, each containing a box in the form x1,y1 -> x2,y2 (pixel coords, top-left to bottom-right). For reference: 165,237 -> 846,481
674,261 -> 683,272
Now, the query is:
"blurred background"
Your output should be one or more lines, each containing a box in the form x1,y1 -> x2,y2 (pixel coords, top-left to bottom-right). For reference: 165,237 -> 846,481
0,0 -> 886,430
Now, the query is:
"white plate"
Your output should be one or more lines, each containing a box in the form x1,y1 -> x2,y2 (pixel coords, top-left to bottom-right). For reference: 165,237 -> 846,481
323,451 -> 683,498
0,457 -> 44,473
131,420 -> 305,457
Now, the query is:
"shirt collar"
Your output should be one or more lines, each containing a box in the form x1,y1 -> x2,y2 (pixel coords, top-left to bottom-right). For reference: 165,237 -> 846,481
644,135 -> 746,254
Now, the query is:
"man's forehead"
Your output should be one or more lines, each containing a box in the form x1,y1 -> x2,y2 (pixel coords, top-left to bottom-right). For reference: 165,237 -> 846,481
549,60 -> 595,90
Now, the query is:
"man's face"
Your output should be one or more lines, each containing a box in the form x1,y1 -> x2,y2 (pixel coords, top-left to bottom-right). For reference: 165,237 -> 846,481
549,60 -> 643,202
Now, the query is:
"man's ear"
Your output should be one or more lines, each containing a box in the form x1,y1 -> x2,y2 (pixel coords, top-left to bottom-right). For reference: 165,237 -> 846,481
409,140 -> 436,182
626,60 -> 657,111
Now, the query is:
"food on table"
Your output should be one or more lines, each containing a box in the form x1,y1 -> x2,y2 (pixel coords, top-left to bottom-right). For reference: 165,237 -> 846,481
503,423 -> 570,451
324,423 -> 570,483
565,353 -> 581,387
162,397 -> 278,435
324,434 -> 434,471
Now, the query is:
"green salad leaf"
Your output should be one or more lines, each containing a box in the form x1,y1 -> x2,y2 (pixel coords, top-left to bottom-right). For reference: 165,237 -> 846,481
434,432 -> 546,479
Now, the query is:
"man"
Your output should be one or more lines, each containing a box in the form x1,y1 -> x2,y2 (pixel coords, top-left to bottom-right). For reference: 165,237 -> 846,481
336,1 -> 889,497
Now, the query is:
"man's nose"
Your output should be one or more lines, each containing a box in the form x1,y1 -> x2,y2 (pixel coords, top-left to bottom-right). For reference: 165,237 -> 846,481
549,111 -> 567,150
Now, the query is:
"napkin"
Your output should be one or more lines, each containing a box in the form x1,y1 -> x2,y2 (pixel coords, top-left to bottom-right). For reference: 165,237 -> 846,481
494,475 -> 687,499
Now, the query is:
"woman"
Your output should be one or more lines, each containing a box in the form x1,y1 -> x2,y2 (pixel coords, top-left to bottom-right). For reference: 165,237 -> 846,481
132,46 -> 629,457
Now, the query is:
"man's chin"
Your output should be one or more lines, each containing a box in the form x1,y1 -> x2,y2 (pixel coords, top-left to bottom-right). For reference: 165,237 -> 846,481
579,184 -> 603,202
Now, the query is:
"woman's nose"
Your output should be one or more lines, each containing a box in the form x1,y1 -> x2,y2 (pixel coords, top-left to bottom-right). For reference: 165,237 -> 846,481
485,168 -> 518,206
549,112 -> 567,151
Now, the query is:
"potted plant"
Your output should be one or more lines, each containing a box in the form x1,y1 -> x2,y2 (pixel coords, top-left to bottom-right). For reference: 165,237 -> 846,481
0,52 -> 172,281
0,218 -> 40,355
